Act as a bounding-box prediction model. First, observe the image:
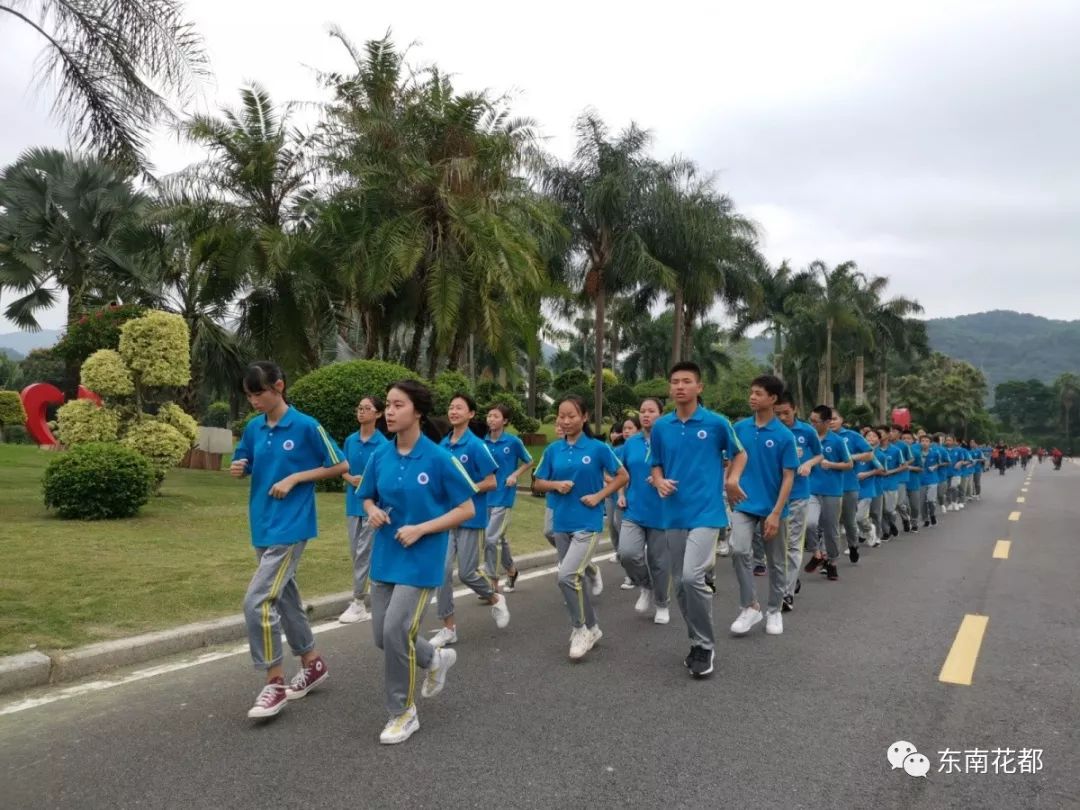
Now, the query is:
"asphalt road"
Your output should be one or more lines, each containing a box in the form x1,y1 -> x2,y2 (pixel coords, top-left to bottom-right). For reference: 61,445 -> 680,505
2,461 -> 1077,809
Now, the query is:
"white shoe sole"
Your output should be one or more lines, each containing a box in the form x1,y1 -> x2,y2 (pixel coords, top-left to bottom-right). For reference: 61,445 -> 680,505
247,701 -> 286,719
491,598 -> 511,629
730,615 -> 763,636
654,609 -> 670,625
421,650 -> 456,698
380,719 -> 419,745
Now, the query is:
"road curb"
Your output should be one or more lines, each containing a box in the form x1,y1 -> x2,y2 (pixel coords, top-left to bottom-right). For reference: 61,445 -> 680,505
0,541 -> 610,697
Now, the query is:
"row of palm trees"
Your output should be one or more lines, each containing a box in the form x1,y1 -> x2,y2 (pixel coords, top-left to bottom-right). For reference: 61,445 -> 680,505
1,29 -> 930,430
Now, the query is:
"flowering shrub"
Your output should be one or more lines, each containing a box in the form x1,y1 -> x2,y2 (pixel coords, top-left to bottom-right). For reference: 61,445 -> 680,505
53,304 -> 146,365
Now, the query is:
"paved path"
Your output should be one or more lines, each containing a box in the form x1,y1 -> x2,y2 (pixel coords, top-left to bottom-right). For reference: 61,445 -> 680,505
2,462 -> 1077,809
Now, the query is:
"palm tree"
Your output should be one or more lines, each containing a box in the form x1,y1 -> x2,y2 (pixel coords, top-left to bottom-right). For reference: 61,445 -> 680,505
0,148 -> 153,393
849,274 -> 924,409
2,0 -> 209,169
1055,372 -> 1080,453
544,111 -> 670,431
790,260 -> 863,406
731,260 -> 816,378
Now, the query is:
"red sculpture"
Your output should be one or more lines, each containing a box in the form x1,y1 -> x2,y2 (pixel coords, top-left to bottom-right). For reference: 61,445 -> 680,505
20,383 -> 102,446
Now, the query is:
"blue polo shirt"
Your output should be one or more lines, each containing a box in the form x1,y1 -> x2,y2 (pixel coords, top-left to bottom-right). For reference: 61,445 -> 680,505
958,448 -> 973,476
621,432 -> 663,528
343,429 -> 389,517
440,429 -> 499,529
905,442 -> 924,480
856,453 -> 882,500
733,416 -> 799,518
356,434 -> 478,588
879,444 -> 903,492
838,428 -> 872,493
873,448 -> 889,496
809,430 -> 850,498
233,407 -> 345,548
484,432 -> 532,509
649,406 -> 744,530
534,435 -> 622,533
788,420 -> 822,502
919,445 -> 940,487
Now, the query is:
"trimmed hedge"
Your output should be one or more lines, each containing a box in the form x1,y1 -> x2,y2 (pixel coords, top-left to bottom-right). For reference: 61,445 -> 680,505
290,360 -> 420,443
43,442 -> 154,519
204,401 -> 230,428
0,389 -> 27,426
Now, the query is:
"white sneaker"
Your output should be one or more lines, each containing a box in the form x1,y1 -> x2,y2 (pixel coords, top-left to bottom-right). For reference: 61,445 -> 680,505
634,587 -> 654,614
765,610 -> 783,635
730,606 -> 764,636
430,627 -> 458,648
620,576 -> 635,590
379,705 -> 419,744
718,540 -> 731,557
569,627 -> 591,660
590,568 -> 604,597
421,648 -> 456,698
653,606 -> 670,625
338,599 -> 370,624
587,625 -> 603,650
490,594 -> 510,629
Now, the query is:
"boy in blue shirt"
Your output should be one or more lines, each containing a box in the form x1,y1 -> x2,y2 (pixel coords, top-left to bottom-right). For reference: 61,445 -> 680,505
231,362 -> 348,720
830,409 -> 874,563
804,405 -> 853,581
774,392 -> 822,612
483,404 -> 533,592
901,430 -> 924,529
728,376 -> 798,637
651,362 -> 746,677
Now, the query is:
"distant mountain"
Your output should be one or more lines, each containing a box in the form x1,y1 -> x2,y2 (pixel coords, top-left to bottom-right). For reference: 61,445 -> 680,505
0,329 -> 62,357
0,347 -> 25,361
744,311 -> 1080,398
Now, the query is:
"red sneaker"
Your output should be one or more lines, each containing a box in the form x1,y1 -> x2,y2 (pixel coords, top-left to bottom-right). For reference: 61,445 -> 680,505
247,678 -> 287,719
285,656 -> 328,700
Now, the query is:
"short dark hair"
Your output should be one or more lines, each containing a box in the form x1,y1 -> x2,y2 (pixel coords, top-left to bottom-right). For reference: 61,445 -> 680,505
555,395 -> 595,437
639,396 -> 664,412
487,403 -> 512,421
811,404 -> 833,422
751,374 -> 785,399
668,361 -> 702,381
776,391 -> 797,408
243,361 -> 286,396
450,392 -> 478,413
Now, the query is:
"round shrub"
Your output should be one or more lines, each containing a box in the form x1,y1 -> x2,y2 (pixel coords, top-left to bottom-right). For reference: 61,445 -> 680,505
433,370 -> 473,414
590,369 -> 619,390
230,411 -> 259,436
55,399 -> 120,446
606,382 -> 637,414
3,424 -> 31,444
633,378 -> 669,400
119,310 -> 191,388
204,401 -> 230,428
155,402 -> 199,445
290,360 -> 420,443
43,442 -> 153,519
553,368 -> 588,393
485,391 -> 541,434
80,349 -> 134,397
121,419 -> 191,486
0,389 -> 27,426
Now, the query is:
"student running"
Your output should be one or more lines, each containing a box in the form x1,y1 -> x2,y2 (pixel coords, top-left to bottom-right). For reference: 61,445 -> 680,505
483,403 -> 533,593
804,405 -> 853,582
231,361 -> 348,720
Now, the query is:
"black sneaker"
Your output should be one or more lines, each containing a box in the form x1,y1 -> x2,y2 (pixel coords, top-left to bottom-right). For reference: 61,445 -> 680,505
705,575 -> 716,594
825,562 -> 839,581
505,569 -> 519,592
683,647 -> 694,669
911,525 -> 919,534
930,515 -> 937,526
688,646 -> 715,678
753,564 -> 766,577
804,556 -> 823,573
902,520 -> 911,533
782,594 -> 794,613
890,526 -> 899,538
923,520 -> 930,528
858,536 -> 867,544
794,578 -> 802,595
848,545 -> 860,564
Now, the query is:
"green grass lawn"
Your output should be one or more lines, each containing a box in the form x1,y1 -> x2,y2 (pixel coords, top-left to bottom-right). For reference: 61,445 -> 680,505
0,444 -> 553,656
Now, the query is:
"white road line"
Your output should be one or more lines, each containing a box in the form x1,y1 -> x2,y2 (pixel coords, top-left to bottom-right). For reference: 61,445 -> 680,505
0,554 -> 615,717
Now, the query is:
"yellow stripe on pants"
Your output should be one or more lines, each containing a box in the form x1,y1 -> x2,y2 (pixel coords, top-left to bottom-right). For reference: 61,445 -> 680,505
405,588 -> 431,708
574,533 -> 598,625
262,546 -> 295,665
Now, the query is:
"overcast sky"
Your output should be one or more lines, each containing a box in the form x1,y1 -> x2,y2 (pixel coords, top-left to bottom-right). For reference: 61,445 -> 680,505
3,0 -> 1079,333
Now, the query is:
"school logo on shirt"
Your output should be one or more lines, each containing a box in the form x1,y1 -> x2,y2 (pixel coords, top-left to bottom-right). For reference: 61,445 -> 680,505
503,446 -> 511,454
797,436 -> 806,444
582,456 -> 592,465
697,430 -> 708,440
459,454 -> 469,463
417,472 -> 430,485
765,439 -> 776,448
825,446 -> 834,455
282,439 -> 295,451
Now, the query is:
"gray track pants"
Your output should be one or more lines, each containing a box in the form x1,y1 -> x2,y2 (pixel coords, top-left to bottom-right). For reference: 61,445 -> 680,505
730,512 -> 786,612
785,498 -> 809,597
346,515 -> 375,601
856,497 -> 876,542
668,527 -> 720,650
371,581 -> 434,716
841,490 -> 860,550
807,494 -> 842,561
882,490 -> 900,535
244,543 -> 315,671
908,484 -> 923,523
606,497 -> 624,555
937,481 -> 948,512
554,530 -> 599,628
485,507 -> 515,577
619,520 -> 671,607
923,484 -> 937,520
973,469 -> 982,496
870,494 -> 883,539
896,484 -> 911,524
437,527 -> 495,620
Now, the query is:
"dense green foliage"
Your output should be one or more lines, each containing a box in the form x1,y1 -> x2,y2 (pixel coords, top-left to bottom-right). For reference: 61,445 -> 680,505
43,442 -> 153,520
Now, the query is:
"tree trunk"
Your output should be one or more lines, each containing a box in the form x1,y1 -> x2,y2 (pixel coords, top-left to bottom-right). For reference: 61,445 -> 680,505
62,294 -> 84,401
363,311 -> 379,359
426,343 -> 440,380
854,354 -> 865,406
526,349 -> 538,418
670,286 -> 684,368
446,324 -> 468,372
773,328 -> 783,379
824,321 -> 834,407
877,360 -> 889,423
817,355 -> 828,406
405,308 -> 427,370
796,367 -> 805,413
682,306 -> 694,362
594,283 -> 606,434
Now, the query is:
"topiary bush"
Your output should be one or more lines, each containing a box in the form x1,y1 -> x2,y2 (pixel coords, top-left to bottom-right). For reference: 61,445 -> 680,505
204,401 -> 231,428
43,442 -> 154,519
230,411 -> 259,436
606,382 -> 637,416
0,389 -> 27,442
485,392 -> 541,434
4,424 -> 31,444
80,349 -> 134,397
553,368 -> 589,393
119,311 -> 191,388
433,370 -> 473,414
633,378 -> 669,400
121,420 -> 192,488
155,402 -> 199,445
590,368 -> 620,390
55,399 -> 120,446
290,359 -> 420,443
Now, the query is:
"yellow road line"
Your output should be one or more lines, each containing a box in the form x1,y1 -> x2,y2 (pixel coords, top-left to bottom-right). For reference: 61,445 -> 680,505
992,540 -> 1011,559
1009,511 -> 1021,521
939,614 -> 990,686
1017,496 -> 1026,503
